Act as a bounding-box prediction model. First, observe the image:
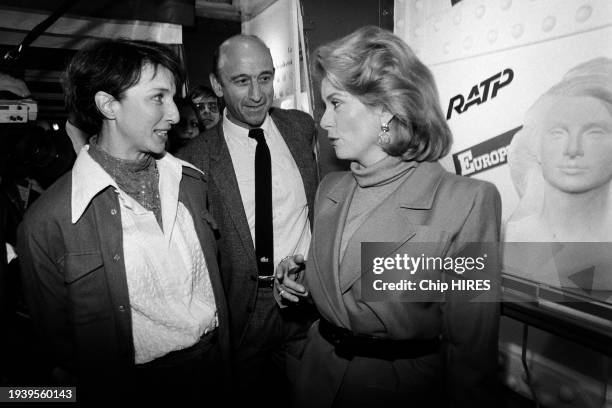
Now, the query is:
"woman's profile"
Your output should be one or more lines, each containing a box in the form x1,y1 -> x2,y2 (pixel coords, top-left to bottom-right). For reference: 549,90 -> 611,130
276,26 -> 502,407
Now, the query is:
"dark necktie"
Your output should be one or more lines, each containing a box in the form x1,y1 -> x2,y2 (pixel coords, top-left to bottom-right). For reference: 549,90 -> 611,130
248,128 -> 273,276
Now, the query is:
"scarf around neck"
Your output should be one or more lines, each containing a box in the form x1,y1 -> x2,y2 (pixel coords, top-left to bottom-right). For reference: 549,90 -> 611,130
88,136 -> 163,228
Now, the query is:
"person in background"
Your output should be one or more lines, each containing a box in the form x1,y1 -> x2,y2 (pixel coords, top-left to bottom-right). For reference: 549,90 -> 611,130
17,38 -> 230,403
0,73 -> 30,328
176,34 -> 318,407
276,26 -> 501,407
167,97 -> 201,153
0,73 -> 74,386
188,84 -> 221,130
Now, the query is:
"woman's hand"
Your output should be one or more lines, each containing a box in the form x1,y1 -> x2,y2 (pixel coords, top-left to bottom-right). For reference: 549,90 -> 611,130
275,254 -> 309,303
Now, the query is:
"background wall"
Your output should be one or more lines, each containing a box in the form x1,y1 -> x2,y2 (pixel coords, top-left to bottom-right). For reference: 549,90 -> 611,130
182,16 -> 240,91
395,1 -> 612,406
303,0 -> 393,176
395,0 -> 612,222
242,0 -> 297,104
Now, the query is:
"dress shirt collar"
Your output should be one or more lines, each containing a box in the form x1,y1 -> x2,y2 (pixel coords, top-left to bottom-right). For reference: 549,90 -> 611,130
71,145 -> 202,224
222,108 -> 273,141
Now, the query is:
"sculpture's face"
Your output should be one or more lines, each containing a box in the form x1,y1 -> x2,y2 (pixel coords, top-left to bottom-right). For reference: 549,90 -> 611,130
539,96 -> 612,194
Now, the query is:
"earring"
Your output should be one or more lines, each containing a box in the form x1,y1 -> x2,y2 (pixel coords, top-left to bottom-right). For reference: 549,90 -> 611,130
377,121 -> 391,145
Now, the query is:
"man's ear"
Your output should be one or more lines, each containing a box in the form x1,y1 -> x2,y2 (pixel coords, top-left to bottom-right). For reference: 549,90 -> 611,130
209,73 -> 224,98
94,91 -> 117,120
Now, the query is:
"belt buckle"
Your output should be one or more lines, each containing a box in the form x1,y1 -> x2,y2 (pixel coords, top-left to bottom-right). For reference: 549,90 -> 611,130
257,275 -> 275,288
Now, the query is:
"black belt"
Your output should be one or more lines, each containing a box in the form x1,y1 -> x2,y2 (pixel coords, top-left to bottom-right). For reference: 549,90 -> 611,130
319,318 -> 440,360
257,275 -> 275,288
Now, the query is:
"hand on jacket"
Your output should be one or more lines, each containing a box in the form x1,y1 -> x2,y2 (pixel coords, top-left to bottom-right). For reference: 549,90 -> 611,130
274,254 -> 308,304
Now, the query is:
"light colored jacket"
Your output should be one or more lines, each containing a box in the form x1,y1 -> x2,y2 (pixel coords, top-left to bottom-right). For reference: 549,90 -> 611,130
298,160 -> 501,407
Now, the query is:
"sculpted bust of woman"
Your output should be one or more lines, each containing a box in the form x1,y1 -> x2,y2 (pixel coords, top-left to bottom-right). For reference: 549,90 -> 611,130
505,57 -> 612,243
504,58 -> 612,297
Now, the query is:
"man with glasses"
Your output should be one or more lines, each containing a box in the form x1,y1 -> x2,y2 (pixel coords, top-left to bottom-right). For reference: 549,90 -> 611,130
188,85 -> 221,130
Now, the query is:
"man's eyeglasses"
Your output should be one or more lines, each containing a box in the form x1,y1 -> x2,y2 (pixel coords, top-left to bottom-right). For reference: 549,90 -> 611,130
195,102 -> 219,113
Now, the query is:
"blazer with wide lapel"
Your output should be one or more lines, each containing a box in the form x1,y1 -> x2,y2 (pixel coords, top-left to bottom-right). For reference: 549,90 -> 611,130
179,108 -> 318,346
300,160 -> 501,407
307,161 -> 451,335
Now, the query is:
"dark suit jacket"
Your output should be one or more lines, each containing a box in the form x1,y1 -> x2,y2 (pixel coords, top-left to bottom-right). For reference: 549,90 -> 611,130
176,108 -> 318,347
296,161 -> 501,407
17,161 -> 231,396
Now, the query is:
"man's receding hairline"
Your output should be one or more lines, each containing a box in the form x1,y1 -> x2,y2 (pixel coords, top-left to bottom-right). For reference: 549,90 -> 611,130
220,34 -> 269,52
216,34 -> 272,74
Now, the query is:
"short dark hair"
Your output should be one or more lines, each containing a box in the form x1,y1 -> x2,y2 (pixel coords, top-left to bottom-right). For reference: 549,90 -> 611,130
188,85 -> 216,101
63,38 -> 185,135
313,26 -> 451,162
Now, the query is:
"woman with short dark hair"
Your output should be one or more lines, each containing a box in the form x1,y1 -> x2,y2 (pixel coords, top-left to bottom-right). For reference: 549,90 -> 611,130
276,26 -> 501,407
18,38 -> 230,403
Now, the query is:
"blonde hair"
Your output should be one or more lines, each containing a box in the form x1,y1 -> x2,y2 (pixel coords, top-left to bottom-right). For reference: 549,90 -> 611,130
313,26 -> 451,161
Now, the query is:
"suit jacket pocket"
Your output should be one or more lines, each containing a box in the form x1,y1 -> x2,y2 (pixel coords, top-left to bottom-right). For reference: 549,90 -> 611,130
63,252 -> 111,323
64,252 -> 103,283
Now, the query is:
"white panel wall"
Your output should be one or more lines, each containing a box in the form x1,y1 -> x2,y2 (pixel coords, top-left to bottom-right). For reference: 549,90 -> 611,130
395,0 -> 612,222
395,2 -> 612,406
